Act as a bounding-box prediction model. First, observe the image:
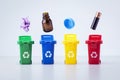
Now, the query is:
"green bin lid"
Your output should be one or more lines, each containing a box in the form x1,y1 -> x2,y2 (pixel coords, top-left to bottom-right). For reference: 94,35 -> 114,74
18,36 -> 34,44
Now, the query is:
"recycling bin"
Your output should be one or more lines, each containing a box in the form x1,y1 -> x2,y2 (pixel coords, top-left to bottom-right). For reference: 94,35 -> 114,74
17,36 -> 34,64
40,35 -> 56,64
86,34 -> 102,64
63,34 -> 79,64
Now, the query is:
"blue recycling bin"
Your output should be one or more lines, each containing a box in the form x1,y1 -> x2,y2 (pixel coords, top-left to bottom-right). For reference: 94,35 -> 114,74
40,35 -> 56,64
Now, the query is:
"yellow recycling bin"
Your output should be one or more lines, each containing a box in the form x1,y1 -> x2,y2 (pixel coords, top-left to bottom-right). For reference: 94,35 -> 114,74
63,34 -> 79,64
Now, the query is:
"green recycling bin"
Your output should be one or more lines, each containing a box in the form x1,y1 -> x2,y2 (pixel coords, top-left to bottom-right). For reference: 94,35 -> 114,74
17,36 -> 34,64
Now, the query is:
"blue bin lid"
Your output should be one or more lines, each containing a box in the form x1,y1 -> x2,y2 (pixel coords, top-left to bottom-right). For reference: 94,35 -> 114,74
40,35 -> 56,44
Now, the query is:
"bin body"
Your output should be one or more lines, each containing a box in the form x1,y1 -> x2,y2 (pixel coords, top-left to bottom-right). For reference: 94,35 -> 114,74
86,35 -> 102,64
40,35 -> 56,64
18,36 -> 34,64
63,34 -> 79,64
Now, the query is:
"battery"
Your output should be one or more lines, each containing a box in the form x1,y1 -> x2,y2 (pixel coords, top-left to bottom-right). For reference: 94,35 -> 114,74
91,12 -> 102,30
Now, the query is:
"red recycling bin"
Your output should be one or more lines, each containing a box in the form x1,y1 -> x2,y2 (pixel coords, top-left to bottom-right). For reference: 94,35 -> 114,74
86,34 -> 103,64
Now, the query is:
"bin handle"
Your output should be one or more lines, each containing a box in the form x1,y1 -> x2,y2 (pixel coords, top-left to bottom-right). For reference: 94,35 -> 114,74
17,41 -> 20,44
86,40 -> 102,44
31,41 -> 34,44
17,41 -> 34,44
40,41 -> 56,44
77,41 -> 79,44
63,41 -> 79,44
53,41 -> 56,44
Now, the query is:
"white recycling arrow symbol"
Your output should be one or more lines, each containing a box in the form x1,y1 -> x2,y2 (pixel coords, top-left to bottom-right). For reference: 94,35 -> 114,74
45,51 -> 52,58
68,51 -> 74,58
23,52 -> 30,58
91,52 -> 97,58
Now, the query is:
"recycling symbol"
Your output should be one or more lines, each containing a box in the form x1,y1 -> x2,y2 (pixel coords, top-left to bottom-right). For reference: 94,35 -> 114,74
45,51 -> 52,58
23,52 -> 30,58
91,52 -> 97,58
68,51 -> 74,58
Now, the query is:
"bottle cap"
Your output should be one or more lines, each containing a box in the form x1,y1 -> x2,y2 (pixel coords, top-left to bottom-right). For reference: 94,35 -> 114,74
64,18 -> 75,29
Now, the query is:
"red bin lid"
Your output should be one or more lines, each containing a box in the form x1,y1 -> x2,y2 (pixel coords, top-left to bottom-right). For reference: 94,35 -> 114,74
89,35 -> 101,41
86,34 -> 102,44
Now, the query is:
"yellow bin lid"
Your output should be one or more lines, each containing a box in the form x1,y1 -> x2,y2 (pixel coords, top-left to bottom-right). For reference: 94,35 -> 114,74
63,34 -> 79,44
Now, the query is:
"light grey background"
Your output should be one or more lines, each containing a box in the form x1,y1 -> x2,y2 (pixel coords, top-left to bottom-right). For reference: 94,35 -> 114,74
0,0 -> 120,57
0,0 -> 120,80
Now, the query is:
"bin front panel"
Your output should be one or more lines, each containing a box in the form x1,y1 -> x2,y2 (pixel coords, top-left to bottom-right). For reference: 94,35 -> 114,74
88,42 -> 101,64
41,43 -> 55,64
20,43 -> 32,64
64,42 -> 77,64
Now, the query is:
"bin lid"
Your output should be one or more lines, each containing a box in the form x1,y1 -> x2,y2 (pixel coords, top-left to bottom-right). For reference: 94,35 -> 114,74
64,34 -> 76,41
18,36 -> 34,44
63,34 -> 79,43
89,34 -> 101,41
86,34 -> 102,44
40,35 -> 56,44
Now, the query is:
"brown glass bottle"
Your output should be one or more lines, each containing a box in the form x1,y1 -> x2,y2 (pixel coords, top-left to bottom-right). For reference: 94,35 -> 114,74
42,12 -> 53,32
